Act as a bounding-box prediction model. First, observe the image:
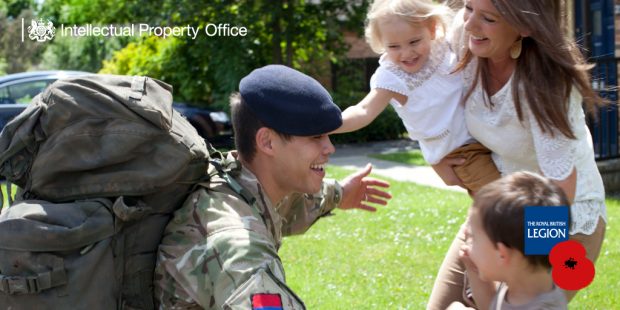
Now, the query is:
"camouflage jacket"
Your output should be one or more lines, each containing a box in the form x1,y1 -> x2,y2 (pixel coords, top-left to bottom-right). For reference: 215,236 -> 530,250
154,159 -> 342,309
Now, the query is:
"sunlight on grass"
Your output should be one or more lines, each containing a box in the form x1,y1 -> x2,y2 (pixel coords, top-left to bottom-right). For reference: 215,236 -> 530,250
0,183 -> 17,210
280,166 -> 620,309
369,150 -> 428,166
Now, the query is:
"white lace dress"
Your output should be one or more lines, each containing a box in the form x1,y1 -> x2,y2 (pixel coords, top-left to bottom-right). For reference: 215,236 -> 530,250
370,39 -> 473,164
463,62 -> 607,235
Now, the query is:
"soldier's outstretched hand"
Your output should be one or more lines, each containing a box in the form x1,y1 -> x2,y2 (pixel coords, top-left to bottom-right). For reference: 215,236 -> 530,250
339,163 -> 391,212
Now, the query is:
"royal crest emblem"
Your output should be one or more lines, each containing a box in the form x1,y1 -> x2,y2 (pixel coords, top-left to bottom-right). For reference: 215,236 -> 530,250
28,19 -> 55,42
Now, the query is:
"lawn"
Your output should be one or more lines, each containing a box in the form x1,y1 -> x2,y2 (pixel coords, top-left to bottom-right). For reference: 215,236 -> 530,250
279,166 -> 619,309
0,183 -> 17,209
369,150 -> 429,166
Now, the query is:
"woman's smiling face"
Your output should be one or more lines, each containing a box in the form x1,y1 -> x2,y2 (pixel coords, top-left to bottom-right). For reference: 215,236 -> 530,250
463,0 -> 520,62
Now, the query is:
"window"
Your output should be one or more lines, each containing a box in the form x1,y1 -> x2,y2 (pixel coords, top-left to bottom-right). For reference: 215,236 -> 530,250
3,80 -> 51,104
0,86 -> 9,104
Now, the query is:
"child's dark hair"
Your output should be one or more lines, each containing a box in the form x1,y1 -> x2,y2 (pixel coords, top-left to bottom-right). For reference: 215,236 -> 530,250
472,171 -> 570,269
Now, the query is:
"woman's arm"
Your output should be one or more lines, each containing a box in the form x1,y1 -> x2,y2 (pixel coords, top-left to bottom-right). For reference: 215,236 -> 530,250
552,167 -> 576,204
529,94 -> 580,204
333,88 -> 405,133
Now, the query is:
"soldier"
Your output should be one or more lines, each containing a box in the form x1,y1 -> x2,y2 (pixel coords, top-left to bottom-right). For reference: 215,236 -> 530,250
154,65 -> 392,309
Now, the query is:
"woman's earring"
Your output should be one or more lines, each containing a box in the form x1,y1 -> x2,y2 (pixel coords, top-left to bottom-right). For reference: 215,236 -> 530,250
510,37 -> 522,59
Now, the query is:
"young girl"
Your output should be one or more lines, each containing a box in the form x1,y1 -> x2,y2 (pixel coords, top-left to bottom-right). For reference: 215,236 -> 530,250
333,0 -> 499,193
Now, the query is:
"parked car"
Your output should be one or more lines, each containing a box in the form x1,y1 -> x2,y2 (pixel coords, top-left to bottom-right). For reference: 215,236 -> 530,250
0,71 -> 233,147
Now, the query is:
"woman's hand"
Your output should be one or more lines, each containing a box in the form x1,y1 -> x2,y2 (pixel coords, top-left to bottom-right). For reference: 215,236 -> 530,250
432,157 -> 466,188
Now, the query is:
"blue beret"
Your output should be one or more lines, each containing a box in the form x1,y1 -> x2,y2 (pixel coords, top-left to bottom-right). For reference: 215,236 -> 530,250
239,65 -> 342,136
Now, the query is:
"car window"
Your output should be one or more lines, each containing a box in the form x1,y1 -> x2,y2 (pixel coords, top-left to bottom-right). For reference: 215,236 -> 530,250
6,80 -> 51,104
0,86 -> 9,104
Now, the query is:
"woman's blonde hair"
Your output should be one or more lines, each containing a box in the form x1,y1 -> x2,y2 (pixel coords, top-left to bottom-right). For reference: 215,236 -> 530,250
455,0 -> 604,139
365,0 -> 453,54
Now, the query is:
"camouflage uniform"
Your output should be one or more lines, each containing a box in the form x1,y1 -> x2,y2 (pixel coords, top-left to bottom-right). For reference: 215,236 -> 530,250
154,154 -> 342,309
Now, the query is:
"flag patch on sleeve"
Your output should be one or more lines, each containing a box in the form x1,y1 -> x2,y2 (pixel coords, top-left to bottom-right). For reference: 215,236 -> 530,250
252,293 -> 283,310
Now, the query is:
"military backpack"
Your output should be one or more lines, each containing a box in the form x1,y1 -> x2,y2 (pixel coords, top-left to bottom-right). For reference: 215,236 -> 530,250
0,75 -> 222,309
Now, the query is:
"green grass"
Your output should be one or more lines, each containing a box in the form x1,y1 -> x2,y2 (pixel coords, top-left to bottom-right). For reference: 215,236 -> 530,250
369,150 -> 429,166
0,183 -> 17,209
279,166 -> 620,309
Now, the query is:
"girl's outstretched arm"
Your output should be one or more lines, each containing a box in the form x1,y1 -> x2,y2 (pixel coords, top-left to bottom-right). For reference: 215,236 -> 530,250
333,88 -> 405,133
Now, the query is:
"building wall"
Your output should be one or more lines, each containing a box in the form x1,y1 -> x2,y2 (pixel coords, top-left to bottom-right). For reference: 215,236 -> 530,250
344,31 -> 378,59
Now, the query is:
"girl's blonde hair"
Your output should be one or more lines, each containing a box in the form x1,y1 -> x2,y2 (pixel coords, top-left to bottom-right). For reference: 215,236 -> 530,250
365,0 -> 453,54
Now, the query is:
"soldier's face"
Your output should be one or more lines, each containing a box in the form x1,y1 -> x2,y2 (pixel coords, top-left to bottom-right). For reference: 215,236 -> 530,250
272,133 -> 335,197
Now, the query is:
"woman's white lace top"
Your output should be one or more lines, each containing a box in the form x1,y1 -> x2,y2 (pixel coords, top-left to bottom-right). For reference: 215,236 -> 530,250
370,39 -> 472,164
463,61 -> 607,235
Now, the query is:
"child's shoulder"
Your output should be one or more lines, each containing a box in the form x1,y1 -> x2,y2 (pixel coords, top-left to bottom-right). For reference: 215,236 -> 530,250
500,283 -> 567,310
375,55 -> 405,79
371,59 -> 408,94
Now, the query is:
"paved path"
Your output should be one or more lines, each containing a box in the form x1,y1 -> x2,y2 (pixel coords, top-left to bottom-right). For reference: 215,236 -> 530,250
331,140 -> 466,193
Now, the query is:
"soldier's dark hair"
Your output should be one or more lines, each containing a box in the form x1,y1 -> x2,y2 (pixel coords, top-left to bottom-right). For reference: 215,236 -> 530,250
230,93 -> 290,163
472,171 -> 570,270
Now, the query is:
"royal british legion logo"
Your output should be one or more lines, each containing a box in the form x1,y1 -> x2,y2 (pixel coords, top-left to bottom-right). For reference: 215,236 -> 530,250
524,206 -> 569,255
27,19 -> 55,42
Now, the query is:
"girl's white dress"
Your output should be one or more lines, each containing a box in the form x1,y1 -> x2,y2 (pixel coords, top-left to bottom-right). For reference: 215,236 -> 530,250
370,39 -> 472,165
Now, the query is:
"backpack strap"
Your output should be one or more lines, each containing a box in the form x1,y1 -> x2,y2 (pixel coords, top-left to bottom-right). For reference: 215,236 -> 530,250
7,181 -> 13,206
0,255 -> 67,295
209,159 -> 256,206
129,76 -> 146,101
205,147 -> 256,206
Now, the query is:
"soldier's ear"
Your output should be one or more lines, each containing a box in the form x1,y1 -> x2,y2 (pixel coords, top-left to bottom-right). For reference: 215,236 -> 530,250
255,127 -> 275,155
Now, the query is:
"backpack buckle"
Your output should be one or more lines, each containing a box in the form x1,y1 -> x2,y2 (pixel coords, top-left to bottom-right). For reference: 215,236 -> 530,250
0,276 -> 39,295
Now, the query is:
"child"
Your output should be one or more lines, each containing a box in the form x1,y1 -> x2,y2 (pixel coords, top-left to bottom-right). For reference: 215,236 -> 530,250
455,171 -> 569,310
333,0 -> 499,193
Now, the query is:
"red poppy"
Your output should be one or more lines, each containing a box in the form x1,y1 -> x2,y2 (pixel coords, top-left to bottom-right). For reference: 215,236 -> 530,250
549,240 -> 595,290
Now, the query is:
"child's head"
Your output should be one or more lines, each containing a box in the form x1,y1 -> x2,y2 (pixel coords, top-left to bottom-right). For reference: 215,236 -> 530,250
468,171 -> 570,281
365,0 -> 452,73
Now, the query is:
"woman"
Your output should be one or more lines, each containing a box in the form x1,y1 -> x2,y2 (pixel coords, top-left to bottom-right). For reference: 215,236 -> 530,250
427,1 -> 607,309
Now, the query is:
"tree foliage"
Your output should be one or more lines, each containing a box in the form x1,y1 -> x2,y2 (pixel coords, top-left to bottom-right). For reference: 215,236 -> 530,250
42,0 -> 370,107
40,33 -> 130,73
0,0 -> 35,19
29,0 -> 405,141
0,8 -> 47,73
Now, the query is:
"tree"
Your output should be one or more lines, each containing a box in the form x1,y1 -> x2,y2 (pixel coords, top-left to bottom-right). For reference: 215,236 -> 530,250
37,0 -> 404,142
1,0 -> 35,19
42,0 -> 369,107
0,8 -> 47,73
40,32 -> 130,73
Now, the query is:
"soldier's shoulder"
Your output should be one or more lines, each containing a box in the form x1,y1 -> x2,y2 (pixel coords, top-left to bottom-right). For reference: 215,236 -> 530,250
165,186 -> 271,241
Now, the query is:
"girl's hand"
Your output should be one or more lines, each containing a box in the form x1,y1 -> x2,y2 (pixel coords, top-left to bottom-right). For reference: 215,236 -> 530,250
432,157 -> 466,188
